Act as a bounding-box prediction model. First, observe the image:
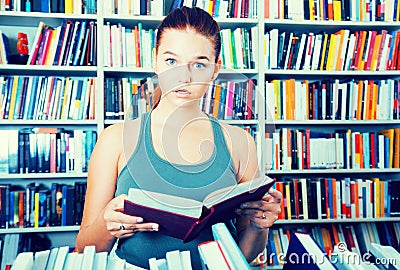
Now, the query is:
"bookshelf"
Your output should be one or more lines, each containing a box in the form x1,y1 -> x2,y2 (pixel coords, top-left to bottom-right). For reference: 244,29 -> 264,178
263,1 -> 400,268
0,0 -> 399,268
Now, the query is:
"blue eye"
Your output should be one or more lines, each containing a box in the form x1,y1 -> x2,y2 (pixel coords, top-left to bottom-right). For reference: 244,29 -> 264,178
166,58 -> 176,65
194,62 -> 206,69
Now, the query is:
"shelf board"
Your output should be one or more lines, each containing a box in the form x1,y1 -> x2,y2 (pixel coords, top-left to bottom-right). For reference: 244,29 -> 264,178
266,168 -> 400,174
105,119 -> 260,125
0,64 -> 97,76
0,225 -> 80,234
0,12 -> 97,26
264,69 -> 400,77
275,217 -> 400,225
0,120 -> 98,125
270,120 -> 400,125
0,173 -> 88,179
103,67 -> 155,75
264,19 -> 400,30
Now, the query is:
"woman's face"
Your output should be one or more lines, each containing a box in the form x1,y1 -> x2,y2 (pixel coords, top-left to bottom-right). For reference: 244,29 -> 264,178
154,28 -> 220,107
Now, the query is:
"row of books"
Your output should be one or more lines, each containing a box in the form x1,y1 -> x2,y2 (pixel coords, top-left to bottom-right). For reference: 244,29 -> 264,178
103,0 -> 164,17
220,27 -> 257,70
273,177 -> 400,221
0,76 -> 96,121
201,79 -> 256,120
265,128 -> 400,170
169,0 -> 258,18
0,129 -> 97,174
265,29 -> 400,71
6,223 -> 248,269
103,22 -> 154,69
27,20 -> 97,66
267,223 -> 400,267
0,0 -> 97,14
0,181 -> 86,229
104,77 -> 153,120
265,79 -> 400,121
103,22 -> 257,70
265,0 -> 400,22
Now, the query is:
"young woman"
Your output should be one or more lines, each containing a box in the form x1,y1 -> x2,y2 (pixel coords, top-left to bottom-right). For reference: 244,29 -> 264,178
76,6 -> 282,269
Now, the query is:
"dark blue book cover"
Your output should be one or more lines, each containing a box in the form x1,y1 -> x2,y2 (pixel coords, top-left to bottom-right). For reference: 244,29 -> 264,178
283,231 -> 338,270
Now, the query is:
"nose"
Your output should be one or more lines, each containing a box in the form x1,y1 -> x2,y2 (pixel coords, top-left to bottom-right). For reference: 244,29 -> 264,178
178,64 -> 192,83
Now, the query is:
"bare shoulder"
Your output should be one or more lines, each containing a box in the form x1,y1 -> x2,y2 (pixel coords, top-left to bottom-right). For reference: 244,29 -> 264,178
219,122 -> 256,147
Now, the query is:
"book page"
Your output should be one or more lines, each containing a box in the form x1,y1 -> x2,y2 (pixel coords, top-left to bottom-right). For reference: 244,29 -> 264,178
128,188 -> 203,218
203,176 -> 274,208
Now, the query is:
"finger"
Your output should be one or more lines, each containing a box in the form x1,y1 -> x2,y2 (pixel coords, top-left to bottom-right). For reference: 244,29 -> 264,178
267,188 -> 283,203
239,200 -> 264,209
125,222 -> 160,232
235,208 -> 264,218
108,194 -> 129,212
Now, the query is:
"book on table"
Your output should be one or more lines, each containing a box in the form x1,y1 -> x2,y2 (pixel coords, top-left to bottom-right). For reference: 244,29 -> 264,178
124,176 -> 276,242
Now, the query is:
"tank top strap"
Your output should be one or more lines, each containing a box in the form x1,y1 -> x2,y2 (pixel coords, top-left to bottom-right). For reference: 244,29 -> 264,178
207,115 -> 232,160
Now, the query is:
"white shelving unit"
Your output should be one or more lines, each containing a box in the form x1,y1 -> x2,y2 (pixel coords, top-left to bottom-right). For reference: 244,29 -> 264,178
1,1 -> 399,260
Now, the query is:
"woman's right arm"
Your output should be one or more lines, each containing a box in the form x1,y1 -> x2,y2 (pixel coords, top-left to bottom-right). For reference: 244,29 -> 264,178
76,123 -> 159,252
75,124 -> 124,252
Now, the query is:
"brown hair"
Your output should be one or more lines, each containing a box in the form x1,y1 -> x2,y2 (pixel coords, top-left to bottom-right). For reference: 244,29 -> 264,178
152,6 -> 221,109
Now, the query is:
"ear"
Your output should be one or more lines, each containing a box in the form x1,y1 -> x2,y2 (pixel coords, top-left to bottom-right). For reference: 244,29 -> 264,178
211,58 -> 222,81
152,48 -> 158,74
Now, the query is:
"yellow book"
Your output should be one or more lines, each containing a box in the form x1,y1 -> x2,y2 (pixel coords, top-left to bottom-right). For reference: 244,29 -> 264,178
285,183 -> 291,220
333,0 -> 341,20
7,76 -> 20,120
371,83 -> 378,120
207,0 -> 213,15
60,77 -> 70,119
370,34 -> 382,71
319,34 -> 329,70
380,128 -> 394,168
65,0 -> 73,14
273,80 -> 280,120
326,34 -> 338,70
371,178 -> 380,218
45,28 -> 58,65
380,181 -> 385,217
359,0 -> 364,21
212,84 -> 221,118
34,192 -> 39,228
309,0 -> 315,20
334,30 -> 345,70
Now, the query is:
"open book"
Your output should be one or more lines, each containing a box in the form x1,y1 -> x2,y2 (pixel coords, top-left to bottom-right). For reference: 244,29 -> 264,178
124,176 -> 276,242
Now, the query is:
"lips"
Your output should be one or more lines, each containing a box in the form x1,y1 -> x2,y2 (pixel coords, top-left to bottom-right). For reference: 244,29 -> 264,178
173,89 -> 191,96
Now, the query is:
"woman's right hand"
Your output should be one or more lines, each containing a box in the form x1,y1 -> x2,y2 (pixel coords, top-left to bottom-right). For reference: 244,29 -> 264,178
103,194 -> 159,239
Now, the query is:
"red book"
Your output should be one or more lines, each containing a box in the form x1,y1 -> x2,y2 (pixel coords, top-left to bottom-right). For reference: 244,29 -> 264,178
370,132 -> 376,168
364,31 -> 377,70
305,128 -> 311,169
293,179 -> 300,219
390,32 -> 400,70
275,181 -> 286,219
124,177 -> 276,242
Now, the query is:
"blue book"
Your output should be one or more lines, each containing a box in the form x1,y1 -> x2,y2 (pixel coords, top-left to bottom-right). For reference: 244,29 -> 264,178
282,231 -> 338,270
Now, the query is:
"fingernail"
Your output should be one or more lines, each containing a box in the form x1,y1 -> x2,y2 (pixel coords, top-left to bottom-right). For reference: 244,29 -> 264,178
241,203 -> 247,208
152,224 -> 159,231
136,217 -> 143,223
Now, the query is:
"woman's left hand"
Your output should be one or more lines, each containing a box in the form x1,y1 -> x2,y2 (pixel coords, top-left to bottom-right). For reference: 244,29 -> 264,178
235,188 -> 282,230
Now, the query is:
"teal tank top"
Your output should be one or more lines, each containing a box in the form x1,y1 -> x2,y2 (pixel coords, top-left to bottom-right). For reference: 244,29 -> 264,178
115,112 -> 238,269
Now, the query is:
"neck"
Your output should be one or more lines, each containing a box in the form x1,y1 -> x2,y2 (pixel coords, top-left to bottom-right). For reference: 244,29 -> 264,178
151,99 -> 207,127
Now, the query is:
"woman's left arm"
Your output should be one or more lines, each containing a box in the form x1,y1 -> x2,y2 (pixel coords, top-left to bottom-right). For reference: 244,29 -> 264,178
233,130 -> 282,262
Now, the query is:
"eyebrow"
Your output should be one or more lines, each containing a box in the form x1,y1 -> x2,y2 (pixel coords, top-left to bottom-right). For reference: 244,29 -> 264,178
163,51 -> 210,61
